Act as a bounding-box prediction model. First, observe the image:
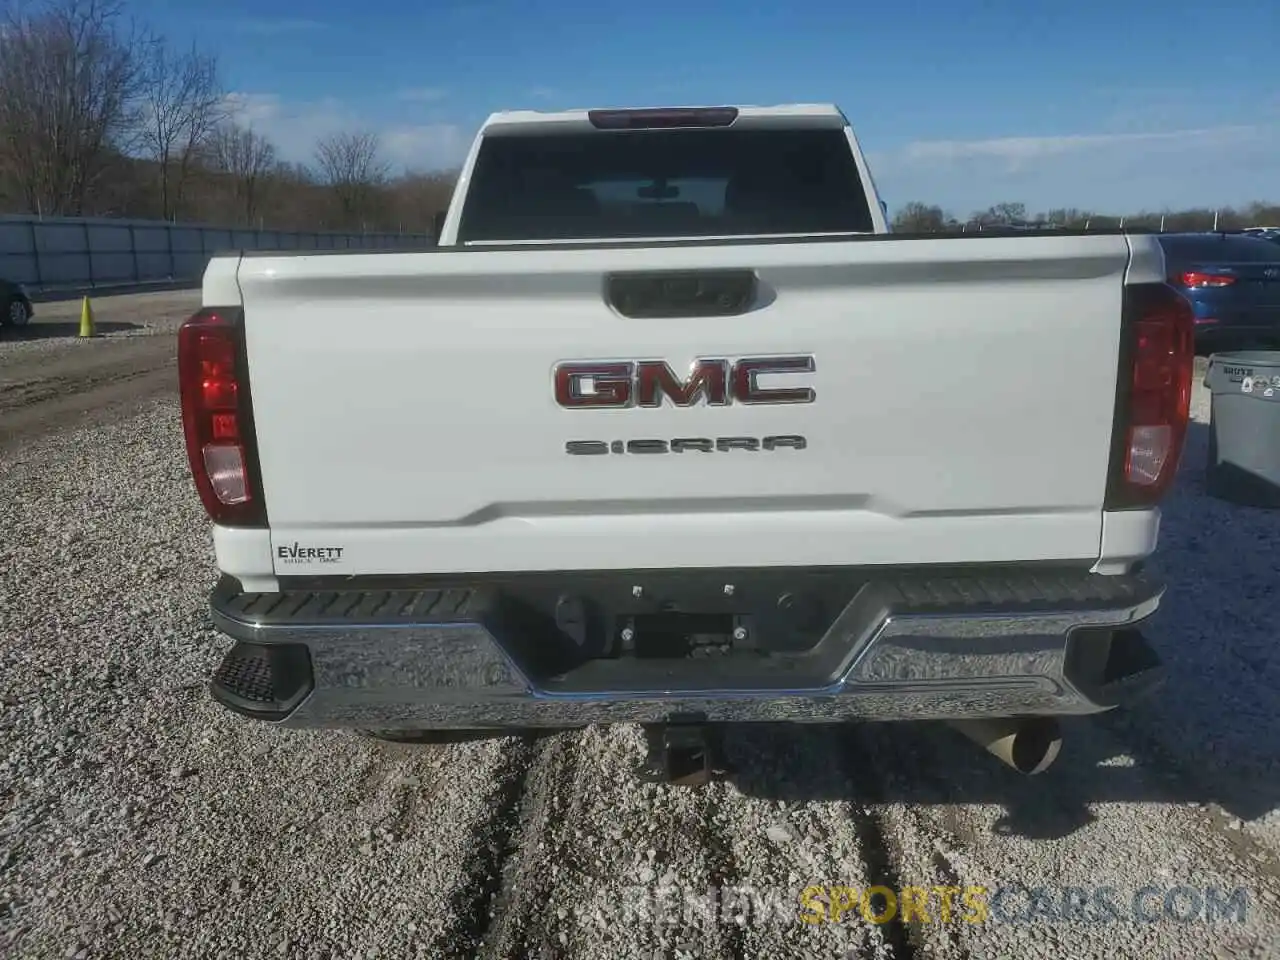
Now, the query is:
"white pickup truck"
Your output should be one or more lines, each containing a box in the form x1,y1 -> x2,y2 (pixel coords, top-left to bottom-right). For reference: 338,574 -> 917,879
181,104 -> 1194,783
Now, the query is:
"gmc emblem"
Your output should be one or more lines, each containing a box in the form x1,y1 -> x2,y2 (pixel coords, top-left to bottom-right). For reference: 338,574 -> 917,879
554,356 -> 815,408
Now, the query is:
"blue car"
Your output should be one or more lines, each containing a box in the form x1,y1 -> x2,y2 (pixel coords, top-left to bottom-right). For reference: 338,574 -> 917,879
1158,232 -> 1280,352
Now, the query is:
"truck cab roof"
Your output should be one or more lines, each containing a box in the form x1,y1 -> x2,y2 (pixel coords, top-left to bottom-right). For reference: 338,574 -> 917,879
479,103 -> 850,135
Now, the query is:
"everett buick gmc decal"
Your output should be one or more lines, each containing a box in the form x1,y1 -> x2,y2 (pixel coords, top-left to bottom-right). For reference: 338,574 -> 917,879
277,543 -> 345,565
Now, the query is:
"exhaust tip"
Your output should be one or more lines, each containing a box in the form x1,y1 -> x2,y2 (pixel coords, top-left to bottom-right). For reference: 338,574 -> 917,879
1006,717 -> 1063,775
946,717 -> 1062,776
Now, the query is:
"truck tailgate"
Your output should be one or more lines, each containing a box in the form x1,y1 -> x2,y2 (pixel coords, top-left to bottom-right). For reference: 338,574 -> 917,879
236,234 -> 1134,575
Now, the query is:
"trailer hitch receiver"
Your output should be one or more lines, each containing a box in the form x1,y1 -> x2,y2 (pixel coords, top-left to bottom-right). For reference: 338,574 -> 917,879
635,716 -> 731,786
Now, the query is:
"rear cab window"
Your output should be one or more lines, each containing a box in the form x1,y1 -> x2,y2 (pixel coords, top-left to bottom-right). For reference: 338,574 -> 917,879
457,127 -> 875,243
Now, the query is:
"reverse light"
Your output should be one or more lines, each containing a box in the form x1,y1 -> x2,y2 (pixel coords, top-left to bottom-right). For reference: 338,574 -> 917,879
178,308 -> 266,527
1105,284 -> 1195,509
203,445 -> 249,504
587,107 -> 739,129
1179,271 -> 1235,288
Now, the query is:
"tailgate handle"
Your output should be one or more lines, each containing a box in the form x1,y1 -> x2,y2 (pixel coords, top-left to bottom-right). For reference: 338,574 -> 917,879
606,271 -> 757,318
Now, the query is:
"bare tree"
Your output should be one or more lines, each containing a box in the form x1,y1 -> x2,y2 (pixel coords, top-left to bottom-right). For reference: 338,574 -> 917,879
0,0 -> 147,215
891,201 -> 949,233
206,121 -> 276,225
314,131 -> 390,228
1043,208 -> 1093,229
971,202 -> 1029,227
138,39 -> 226,219
388,170 -> 457,233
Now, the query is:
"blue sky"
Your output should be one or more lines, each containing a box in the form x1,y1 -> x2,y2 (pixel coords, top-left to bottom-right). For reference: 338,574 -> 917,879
132,0 -> 1279,217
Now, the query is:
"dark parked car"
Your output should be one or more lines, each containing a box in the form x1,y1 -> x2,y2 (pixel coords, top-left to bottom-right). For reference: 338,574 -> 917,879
1158,232 -> 1280,352
0,277 -> 34,331
1241,227 -> 1280,245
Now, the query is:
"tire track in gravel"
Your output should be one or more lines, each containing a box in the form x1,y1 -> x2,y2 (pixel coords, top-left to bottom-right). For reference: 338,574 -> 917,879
0,338 -> 178,452
467,724 -> 758,960
719,723 -> 903,960
852,718 -> 1280,960
429,734 -> 542,960
460,720 -> 951,960
472,730 -> 588,960
699,786 -> 748,960
840,728 -> 924,960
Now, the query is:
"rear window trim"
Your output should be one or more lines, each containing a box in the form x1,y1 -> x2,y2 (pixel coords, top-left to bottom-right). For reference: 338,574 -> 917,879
459,230 -> 874,247
237,226 -> 1150,257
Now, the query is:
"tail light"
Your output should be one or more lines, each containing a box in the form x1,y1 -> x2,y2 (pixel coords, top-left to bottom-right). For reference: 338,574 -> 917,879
587,107 -> 738,129
1178,271 -> 1235,288
178,308 -> 266,527
1105,284 -> 1195,509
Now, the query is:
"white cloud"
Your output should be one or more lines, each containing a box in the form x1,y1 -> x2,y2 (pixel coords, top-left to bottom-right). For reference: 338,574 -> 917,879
221,92 -> 469,172
221,92 -> 346,159
867,120 -> 1280,214
380,124 -> 472,172
892,124 -> 1269,173
221,92 -> 289,127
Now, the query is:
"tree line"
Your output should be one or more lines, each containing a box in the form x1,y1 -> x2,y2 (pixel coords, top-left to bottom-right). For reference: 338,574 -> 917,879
4,2 -> 1275,239
891,201 -> 1280,234
0,0 -> 455,233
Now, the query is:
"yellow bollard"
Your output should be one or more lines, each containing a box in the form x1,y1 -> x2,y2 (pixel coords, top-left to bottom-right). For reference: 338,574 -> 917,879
78,295 -> 94,338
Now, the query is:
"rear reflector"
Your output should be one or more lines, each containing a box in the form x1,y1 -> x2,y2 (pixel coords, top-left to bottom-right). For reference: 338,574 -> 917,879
203,445 -> 250,504
1179,271 -> 1235,288
1105,284 -> 1195,509
178,308 -> 266,527
587,107 -> 738,129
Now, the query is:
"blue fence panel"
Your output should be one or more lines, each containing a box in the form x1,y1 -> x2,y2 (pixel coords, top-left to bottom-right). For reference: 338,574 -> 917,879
0,214 -> 433,292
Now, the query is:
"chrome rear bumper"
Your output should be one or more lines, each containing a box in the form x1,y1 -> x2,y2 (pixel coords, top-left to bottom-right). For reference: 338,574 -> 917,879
206,570 -> 1166,729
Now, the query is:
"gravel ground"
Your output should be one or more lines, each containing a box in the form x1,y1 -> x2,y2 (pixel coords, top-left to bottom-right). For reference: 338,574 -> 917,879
1,289 -> 200,362
1,352 -> 1278,959
0,290 -> 201,452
